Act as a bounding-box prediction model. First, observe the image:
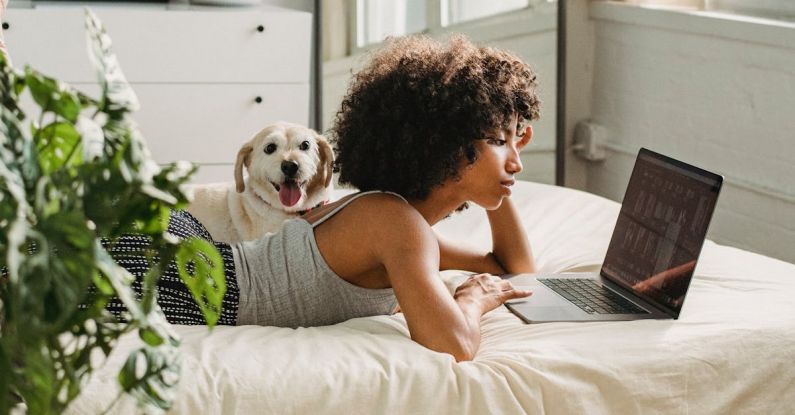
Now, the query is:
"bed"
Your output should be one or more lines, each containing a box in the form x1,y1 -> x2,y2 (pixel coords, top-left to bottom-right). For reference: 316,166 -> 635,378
66,181 -> 795,414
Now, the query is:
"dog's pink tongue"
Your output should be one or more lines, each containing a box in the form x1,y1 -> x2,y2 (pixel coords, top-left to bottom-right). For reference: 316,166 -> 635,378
279,182 -> 302,207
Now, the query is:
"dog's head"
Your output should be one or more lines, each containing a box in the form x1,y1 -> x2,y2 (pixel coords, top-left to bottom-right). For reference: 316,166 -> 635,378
234,122 -> 333,213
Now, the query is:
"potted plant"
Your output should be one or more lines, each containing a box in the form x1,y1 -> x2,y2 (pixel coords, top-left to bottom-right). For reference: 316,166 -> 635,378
0,10 -> 225,414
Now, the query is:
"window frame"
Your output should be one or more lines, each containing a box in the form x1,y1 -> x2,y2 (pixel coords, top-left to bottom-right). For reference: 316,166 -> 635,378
348,0 -> 552,55
708,0 -> 795,21
617,0 -> 795,21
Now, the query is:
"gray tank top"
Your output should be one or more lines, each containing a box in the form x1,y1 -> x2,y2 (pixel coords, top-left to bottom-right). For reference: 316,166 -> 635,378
231,191 -> 404,328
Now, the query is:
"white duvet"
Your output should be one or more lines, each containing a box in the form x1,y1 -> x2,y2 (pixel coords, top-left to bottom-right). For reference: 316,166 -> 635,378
67,181 -> 795,414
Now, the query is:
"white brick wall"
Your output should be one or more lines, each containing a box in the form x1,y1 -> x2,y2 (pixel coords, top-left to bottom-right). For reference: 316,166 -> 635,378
586,3 -> 795,263
322,6 -> 559,185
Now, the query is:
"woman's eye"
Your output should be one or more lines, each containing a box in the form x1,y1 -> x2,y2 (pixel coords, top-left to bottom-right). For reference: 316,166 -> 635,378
299,141 -> 310,151
264,143 -> 277,154
487,138 -> 507,146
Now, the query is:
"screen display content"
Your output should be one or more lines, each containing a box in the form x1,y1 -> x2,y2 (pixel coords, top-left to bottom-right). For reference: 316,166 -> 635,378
601,150 -> 721,314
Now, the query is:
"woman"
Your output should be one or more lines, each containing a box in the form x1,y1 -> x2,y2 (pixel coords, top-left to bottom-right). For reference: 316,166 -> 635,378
116,34 -> 541,362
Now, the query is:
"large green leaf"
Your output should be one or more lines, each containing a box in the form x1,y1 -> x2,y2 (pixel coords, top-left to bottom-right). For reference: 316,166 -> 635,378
24,68 -> 82,123
174,238 -> 226,328
34,121 -> 82,175
117,344 -> 179,412
84,9 -> 139,116
0,52 -> 26,120
0,64 -> 40,188
0,343 -> 12,411
36,211 -> 97,331
75,114 -> 104,162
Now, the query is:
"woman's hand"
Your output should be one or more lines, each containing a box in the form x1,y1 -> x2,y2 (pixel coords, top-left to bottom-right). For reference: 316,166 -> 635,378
453,273 -> 532,314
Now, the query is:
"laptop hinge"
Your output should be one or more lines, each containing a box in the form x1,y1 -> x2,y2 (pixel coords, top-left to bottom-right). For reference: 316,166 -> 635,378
599,276 -> 674,317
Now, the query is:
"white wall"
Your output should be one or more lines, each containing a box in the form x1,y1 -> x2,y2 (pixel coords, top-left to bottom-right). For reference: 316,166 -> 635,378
562,0 -> 595,190
322,5 -> 559,184
584,2 -> 795,263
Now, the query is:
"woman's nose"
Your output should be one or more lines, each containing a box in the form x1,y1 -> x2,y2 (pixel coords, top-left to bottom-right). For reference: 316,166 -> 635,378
507,146 -> 523,174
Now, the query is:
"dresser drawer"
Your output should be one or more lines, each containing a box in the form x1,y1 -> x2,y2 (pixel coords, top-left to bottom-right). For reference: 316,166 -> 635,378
15,82 -> 309,165
189,164 -> 235,185
133,83 -> 310,164
4,7 -> 311,83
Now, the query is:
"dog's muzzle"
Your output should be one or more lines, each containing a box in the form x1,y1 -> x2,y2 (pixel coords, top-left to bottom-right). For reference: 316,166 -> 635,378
281,161 -> 299,178
273,161 -> 304,207
272,179 -> 304,207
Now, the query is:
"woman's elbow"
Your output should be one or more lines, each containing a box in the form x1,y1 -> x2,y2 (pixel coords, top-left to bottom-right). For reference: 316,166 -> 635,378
418,334 -> 478,362
452,348 -> 475,362
448,336 -> 478,362
490,252 -> 535,274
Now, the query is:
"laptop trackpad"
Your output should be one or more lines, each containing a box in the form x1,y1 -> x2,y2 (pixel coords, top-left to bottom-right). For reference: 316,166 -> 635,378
507,303 -> 585,322
505,283 -> 586,322
506,280 -> 570,307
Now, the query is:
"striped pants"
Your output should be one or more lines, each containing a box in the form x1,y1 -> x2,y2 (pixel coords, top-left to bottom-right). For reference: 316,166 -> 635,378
103,210 -> 239,325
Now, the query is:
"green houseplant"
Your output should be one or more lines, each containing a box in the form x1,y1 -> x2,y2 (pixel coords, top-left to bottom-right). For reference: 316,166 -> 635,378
0,10 -> 225,414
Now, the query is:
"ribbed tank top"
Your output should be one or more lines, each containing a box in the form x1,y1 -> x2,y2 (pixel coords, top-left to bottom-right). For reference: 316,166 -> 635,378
231,191 -> 405,327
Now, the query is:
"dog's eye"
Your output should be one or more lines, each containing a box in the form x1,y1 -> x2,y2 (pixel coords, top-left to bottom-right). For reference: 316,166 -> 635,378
264,143 -> 277,154
299,141 -> 310,151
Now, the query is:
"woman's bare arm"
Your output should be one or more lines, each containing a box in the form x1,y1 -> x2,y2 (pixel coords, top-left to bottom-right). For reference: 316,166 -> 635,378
485,197 -> 535,273
369,199 -> 530,361
437,196 -> 535,275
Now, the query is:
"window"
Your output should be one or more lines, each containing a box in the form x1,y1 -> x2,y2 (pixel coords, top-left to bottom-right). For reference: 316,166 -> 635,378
355,0 -> 428,48
442,0 -> 530,26
351,0 -> 552,50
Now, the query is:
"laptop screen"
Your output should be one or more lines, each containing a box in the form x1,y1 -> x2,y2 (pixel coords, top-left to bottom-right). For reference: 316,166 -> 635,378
601,148 -> 723,316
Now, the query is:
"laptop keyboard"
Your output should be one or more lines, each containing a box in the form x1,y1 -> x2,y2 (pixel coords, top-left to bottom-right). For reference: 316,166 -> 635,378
539,278 -> 648,315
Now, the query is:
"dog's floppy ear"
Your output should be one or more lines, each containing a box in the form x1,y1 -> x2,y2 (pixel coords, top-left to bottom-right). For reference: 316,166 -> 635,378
316,135 -> 334,188
235,142 -> 254,193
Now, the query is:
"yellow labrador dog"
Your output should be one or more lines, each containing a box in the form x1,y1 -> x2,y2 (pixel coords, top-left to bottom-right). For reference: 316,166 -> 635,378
187,122 -> 334,243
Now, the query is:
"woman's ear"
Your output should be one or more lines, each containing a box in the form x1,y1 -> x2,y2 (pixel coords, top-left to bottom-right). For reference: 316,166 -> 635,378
517,125 -> 533,151
235,143 -> 254,193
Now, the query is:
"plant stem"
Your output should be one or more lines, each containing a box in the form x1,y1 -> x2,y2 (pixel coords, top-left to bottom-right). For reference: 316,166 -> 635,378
99,391 -> 123,415
62,132 -> 81,168
33,95 -> 51,150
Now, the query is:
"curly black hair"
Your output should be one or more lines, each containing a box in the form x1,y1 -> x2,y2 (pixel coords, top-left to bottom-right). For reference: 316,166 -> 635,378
330,34 -> 541,200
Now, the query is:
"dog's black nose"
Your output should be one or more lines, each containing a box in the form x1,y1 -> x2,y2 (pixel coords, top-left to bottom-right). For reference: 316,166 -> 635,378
281,160 -> 299,177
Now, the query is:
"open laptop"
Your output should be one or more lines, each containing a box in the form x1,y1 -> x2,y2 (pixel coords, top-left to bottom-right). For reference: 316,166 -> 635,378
505,148 -> 723,323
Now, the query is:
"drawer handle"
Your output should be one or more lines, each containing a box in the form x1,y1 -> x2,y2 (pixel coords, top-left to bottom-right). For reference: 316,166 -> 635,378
257,25 -> 265,33
254,96 -> 263,104
2,22 -> 9,30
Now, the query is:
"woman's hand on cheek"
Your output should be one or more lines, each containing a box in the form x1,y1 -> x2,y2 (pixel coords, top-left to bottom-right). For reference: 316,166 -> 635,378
453,273 -> 532,315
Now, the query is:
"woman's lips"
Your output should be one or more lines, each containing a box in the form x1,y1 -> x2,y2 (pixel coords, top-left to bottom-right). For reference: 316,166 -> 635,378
500,179 -> 515,194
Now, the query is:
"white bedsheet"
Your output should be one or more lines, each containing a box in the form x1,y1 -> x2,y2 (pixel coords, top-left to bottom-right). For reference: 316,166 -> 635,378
67,181 -> 795,414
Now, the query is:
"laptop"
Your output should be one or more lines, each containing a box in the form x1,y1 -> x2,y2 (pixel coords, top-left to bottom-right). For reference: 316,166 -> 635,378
505,148 -> 723,323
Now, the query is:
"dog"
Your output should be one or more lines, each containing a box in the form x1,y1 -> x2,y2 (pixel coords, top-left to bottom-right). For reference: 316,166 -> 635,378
187,122 -> 334,244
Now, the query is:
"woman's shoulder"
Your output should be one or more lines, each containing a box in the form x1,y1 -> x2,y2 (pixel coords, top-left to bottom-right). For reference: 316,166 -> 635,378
309,190 -> 436,270
332,192 -> 429,236
345,191 -> 416,218
343,193 -> 437,257
355,191 -> 410,208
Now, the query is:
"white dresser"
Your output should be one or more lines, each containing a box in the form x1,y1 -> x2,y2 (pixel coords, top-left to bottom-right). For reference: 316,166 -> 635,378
4,2 -> 311,184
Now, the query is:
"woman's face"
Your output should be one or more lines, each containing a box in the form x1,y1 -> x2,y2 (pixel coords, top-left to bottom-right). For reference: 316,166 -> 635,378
457,115 -> 533,210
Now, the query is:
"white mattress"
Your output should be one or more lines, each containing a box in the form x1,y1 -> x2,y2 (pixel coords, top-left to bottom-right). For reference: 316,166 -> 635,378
67,181 -> 795,414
